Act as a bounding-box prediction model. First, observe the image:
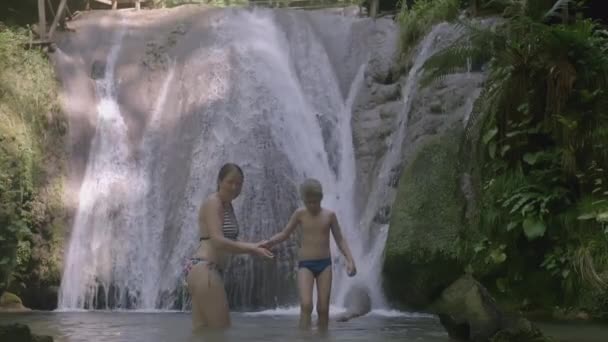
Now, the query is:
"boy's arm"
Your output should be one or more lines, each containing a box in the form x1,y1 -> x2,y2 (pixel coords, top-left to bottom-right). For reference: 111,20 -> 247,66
263,210 -> 300,248
329,212 -> 356,267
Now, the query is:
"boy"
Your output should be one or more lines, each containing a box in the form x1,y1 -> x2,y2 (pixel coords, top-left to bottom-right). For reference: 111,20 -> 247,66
261,178 -> 357,330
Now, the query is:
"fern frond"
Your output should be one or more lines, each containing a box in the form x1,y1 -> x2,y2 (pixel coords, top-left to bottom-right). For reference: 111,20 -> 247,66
421,22 -> 497,87
573,244 -> 608,291
545,59 -> 576,116
542,0 -> 577,22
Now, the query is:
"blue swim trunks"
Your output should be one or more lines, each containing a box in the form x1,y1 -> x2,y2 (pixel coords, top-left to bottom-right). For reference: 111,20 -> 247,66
298,257 -> 332,277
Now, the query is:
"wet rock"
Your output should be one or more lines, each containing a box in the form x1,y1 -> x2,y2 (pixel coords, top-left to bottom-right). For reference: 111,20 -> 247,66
0,323 -> 54,342
383,125 -> 466,310
0,292 -> 30,312
434,275 -> 502,341
372,206 -> 391,224
91,60 -> 105,79
17,286 -> 59,311
433,275 -> 550,342
430,101 -> 444,114
336,284 -> 372,322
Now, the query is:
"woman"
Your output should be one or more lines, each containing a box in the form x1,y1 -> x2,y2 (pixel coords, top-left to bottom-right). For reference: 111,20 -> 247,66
184,163 -> 273,330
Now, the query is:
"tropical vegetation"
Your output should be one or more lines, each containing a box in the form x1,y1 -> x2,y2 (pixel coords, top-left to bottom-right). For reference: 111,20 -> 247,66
417,0 -> 608,316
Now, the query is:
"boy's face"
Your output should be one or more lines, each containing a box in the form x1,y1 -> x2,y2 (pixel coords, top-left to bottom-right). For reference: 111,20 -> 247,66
303,194 -> 322,214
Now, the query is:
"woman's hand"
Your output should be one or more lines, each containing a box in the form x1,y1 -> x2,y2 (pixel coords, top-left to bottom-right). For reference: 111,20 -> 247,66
249,243 -> 274,259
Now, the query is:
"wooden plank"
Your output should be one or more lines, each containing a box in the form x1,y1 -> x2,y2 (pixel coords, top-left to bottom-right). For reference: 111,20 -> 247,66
23,39 -> 54,52
46,0 -> 55,17
48,0 -> 68,40
135,0 -> 140,10
112,0 -> 118,10
370,0 -> 379,18
38,0 -> 46,41
94,0 -> 143,6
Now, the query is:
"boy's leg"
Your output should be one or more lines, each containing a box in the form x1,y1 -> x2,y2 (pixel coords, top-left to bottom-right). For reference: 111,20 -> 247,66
297,268 -> 315,329
315,266 -> 332,331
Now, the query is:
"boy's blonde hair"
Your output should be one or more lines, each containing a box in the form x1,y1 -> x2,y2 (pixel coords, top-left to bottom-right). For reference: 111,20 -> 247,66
300,178 -> 323,199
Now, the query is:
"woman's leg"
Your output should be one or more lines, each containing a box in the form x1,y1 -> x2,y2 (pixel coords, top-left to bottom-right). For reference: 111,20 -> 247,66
187,265 -> 209,331
187,264 -> 230,330
202,268 -> 231,329
297,268 -> 315,329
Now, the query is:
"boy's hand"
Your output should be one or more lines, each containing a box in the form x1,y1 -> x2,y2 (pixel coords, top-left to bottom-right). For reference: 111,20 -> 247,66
257,240 -> 270,249
346,261 -> 357,277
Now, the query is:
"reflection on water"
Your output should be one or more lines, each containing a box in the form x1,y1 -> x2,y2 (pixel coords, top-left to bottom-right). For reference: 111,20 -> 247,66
0,310 -> 448,342
166,0 -> 362,10
2,310 -> 608,342
536,320 -> 608,342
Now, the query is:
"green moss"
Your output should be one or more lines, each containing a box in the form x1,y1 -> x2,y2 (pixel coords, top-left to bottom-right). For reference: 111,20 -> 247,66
383,125 -> 467,309
397,0 -> 460,59
0,291 -> 22,305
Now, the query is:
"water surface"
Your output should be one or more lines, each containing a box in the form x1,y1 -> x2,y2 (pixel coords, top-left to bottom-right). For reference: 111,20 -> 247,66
1,309 -> 447,342
3,309 -> 608,341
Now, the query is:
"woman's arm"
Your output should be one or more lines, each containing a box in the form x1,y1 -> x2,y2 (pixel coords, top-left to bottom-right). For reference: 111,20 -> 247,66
202,198 -> 265,255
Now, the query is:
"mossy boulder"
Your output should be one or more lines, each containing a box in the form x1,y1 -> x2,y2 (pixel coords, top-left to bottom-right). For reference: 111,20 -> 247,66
433,275 -> 550,342
0,291 -> 29,311
383,124 -> 466,310
1,291 -> 22,305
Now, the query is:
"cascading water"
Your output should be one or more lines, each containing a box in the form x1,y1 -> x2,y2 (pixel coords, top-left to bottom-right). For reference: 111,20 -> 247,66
56,6 -> 441,311
58,24 -> 130,309
340,23 -> 451,309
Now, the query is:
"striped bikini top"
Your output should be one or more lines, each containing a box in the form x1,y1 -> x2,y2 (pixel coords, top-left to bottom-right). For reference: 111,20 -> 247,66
200,202 -> 239,241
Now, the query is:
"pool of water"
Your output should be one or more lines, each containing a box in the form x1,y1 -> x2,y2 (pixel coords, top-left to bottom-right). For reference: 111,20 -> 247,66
2,308 -> 608,342
0,309 -> 448,342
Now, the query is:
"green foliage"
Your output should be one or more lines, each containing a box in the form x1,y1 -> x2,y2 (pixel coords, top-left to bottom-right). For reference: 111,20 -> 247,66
1,1 -> 88,26
0,25 -> 66,297
423,0 -> 608,310
397,0 -> 460,56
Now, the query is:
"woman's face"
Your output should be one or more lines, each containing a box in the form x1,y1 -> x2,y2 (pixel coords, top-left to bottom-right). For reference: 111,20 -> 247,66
219,170 -> 243,200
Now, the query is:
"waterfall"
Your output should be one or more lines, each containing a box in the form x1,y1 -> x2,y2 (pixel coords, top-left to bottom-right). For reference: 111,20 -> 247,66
56,7 -> 412,311
58,22 -> 131,309
333,23 -> 451,308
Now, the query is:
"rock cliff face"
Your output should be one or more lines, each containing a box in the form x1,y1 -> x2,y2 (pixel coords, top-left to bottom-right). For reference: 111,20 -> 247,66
377,16 -> 555,341
356,22 -> 485,301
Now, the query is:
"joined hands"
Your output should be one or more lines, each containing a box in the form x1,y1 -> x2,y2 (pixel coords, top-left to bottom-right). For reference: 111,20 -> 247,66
250,240 -> 273,259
